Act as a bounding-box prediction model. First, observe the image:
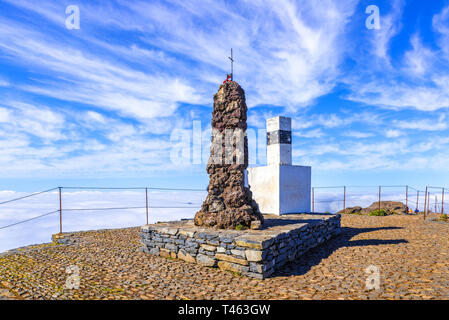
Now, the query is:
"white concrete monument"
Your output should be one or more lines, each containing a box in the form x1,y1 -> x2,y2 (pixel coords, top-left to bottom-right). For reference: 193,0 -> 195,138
248,116 -> 311,215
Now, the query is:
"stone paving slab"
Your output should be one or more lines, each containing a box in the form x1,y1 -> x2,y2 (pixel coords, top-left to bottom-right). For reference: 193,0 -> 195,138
0,214 -> 448,300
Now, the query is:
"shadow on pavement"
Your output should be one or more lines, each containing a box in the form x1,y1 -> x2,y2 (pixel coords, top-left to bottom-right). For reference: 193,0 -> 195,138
273,226 -> 407,277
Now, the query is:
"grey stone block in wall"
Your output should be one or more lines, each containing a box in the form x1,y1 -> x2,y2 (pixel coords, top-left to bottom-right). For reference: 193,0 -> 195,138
196,254 -> 217,267
165,243 -> 178,253
216,246 -> 226,253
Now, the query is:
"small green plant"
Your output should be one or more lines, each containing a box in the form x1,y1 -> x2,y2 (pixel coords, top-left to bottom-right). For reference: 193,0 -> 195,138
369,209 -> 388,216
101,287 -> 125,293
437,213 -> 448,222
341,208 -> 362,215
235,224 -> 245,231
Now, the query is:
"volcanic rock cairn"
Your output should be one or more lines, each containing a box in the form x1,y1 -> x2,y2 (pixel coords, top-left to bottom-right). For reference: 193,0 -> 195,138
194,81 -> 264,229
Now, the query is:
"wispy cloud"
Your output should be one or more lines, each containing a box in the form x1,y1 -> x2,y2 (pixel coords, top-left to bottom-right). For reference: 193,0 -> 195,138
394,114 -> 448,131
1,0 -> 449,185
403,34 -> 436,76
0,17 -> 202,121
0,76 -> 9,87
86,0 -> 359,108
342,131 -> 374,139
292,111 -> 380,130
433,5 -> 449,58
371,0 -> 405,62
345,4 -> 449,111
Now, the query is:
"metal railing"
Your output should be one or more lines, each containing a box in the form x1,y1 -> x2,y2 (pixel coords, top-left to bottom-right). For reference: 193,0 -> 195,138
0,186 -> 206,234
312,185 -> 447,219
0,184 -> 446,235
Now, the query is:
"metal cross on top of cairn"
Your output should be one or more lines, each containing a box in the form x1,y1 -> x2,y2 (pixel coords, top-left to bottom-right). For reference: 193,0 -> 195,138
223,48 -> 234,84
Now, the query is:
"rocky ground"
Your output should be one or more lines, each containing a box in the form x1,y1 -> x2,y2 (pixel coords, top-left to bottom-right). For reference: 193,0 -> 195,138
0,214 -> 448,300
338,200 -> 409,215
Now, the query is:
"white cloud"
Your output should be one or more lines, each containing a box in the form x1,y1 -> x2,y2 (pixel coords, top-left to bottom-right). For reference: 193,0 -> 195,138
0,77 -> 9,87
394,114 -> 448,131
370,0 -> 405,62
342,131 -> 374,138
247,110 -> 278,128
292,111 -> 380,130
403,34 -> 435,76
433,6 -> 449,58
0,101 -> 65,141
2,0 -> 449,181
295,133 -> 449,172
293,128 -> 325,138
385,129 -> 402,138
85,111 -> 106,124
317,113 -> 356,128
0,98 -> 193,178
0,107 -> 11,122
348,80 -> 449,111
0,0 -> 362,116
345,4 -> 449,111
0,18 -> 202,121
94,0 -> 358,109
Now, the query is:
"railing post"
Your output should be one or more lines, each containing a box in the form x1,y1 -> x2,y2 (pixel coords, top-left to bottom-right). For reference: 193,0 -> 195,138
378,186 -> 381,212
405,185 -> 408,214
312,187 -> 315,213
343,186 -> 346,214
424,186 -> 428,220
59,187 -> 62,234
416,190 -> 419,213
441,188 -> 445,215
145,187 -> 149,225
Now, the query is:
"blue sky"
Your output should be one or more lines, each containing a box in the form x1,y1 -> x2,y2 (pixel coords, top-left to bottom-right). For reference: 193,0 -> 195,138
1,0 -> 449,192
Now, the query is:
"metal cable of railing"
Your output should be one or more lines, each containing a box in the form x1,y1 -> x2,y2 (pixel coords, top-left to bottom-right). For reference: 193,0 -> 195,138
314,199 -> 344,203
61,186 -> 146,190
148,206 -> 200,209
63,206 -> 147,211
0,210 -> 60,230
61,186 -> 206,191
63,206 -> 200,211
312,186 -> 345,189
408,186 -> 425,192
148,187 -> 206,192
55,186 -> 205,231
0,188 -> 58,206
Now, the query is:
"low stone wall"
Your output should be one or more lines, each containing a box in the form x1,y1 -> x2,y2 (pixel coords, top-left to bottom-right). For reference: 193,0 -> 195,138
140,213 -> 341,279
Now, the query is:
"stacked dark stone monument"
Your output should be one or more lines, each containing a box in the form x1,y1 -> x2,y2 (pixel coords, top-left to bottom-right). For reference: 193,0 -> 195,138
139,79 -> 342,279
194,81 -> 264,229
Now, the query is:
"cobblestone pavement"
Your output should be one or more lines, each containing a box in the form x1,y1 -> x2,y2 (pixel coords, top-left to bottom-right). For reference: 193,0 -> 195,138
0,214 -> 448,300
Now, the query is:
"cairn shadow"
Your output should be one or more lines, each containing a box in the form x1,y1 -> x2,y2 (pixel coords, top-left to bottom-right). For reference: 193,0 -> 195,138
272,226 -> 408,278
